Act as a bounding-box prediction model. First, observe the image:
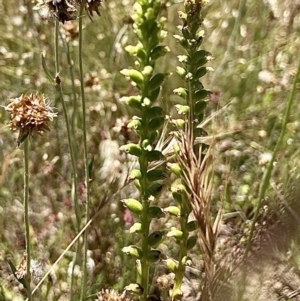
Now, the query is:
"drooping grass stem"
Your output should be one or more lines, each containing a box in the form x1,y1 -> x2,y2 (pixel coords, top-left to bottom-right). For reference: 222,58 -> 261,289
23,138 -> 32,301
245,53 -> 300,257
78,2 -> 91,300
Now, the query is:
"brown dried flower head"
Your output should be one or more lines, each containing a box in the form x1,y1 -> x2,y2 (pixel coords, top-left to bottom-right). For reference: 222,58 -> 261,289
34,0 -> 77,23
85,0 -> 103,17
5,93 -> 57,146
95,289 -> 132,301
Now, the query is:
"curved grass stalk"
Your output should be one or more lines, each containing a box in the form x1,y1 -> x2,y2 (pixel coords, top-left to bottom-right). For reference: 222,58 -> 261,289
245,53 -> 300,257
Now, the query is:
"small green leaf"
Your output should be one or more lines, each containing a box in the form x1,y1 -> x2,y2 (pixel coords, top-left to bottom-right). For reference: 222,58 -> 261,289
146,250 -> 162,263
194,90 -> 208,101
148,117 -> 165,131
149,73 -> 165,91
149,87 -> 161,102
194,67 -> 207,79
186,235 -> 197,250
145,150 -> 163,162
148,231 -> 164,247
41,53 -> 55,85
147,169 -> 164,182
146,106 -> 165,119
194,100 -> 207,114
148,206 -> 165,219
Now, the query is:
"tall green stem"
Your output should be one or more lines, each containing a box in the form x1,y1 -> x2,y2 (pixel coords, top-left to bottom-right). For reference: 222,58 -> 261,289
78,2 -> 90,299
23,138 -> 32,301
54,20 -> 80,228
245,53 -> 300,257
54,20 -> 81,299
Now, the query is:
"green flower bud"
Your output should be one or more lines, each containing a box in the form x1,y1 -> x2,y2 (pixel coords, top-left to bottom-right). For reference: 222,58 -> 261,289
172,118 -> 185,129
136,259 -> 142,277
181,256 -> 192,266
120,69 -> 144,86
164,258 -> 179,272
186,235 -> 197,250
124,283 -> 143,295
194,89 -> 208,101
142,65 -> 153,77
121,198 -> 143,214
134,179 -> 142,190
176,66 -> 187,78
128,119 -> 143,131
142,97 -> 152,107
119,95 -> 142,110
149,73 -> 165,91
196,29 -> 205,41
120,143 -> 142,157
194,100 -> 207,114
130,222 -> 143,233
175,104 -> 190,115
167,163 -> 182,176
163,206 -> 181,217
177,55 -> 189,63
147,169 -> 164,181
173,87 -> 188,99
186,221 -> 198,232
148,231 -> 164,247
148,116 -> 165,131
141,139 -> 152,151
177,11 -> 187,21
122,245 -> 142,259
167,228 -> 183,239
194,67 -> 207,79
145,150 -> 163,162
125,45 -> 138,56
129,169 -> 142,180
148,206 -> 165,219
173,34 -> 188,48
146,250 -> 162,263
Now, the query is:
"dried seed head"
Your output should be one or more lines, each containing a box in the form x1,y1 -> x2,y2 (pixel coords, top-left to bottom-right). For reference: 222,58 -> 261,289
34,0 -> 77,23
85,0 -> 102,17
5,93 -> 57,146
95,289 -> 132,301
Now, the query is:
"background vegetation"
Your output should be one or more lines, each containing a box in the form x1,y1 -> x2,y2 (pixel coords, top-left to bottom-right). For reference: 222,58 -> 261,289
0,0 -> 300,300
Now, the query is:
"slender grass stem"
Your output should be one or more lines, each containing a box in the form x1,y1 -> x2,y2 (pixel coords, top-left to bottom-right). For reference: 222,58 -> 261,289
245,53 -> 300,257
23,138 -> 32,301
54,20 -> 80,228
78,3 -> 91,300
54,20 -> 81,299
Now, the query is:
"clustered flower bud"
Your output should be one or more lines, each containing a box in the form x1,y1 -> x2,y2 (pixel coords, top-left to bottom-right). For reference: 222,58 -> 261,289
4,93 -> 57,146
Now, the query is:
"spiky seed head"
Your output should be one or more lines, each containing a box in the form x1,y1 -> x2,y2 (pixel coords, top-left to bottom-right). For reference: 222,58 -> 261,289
95,289 -> 133,301
4,93 -> 57,146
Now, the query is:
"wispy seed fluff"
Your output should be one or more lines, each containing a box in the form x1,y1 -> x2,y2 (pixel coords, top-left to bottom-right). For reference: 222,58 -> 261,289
5,93 -> 57,146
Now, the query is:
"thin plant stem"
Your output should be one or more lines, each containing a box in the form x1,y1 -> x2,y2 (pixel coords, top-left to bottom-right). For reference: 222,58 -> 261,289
59,29 -> 78,140
54,20 -> 81,228
245,53 -> 300,257
23,138 -> 32,301
78,3 -> 90,300
54,20 -> 81,299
